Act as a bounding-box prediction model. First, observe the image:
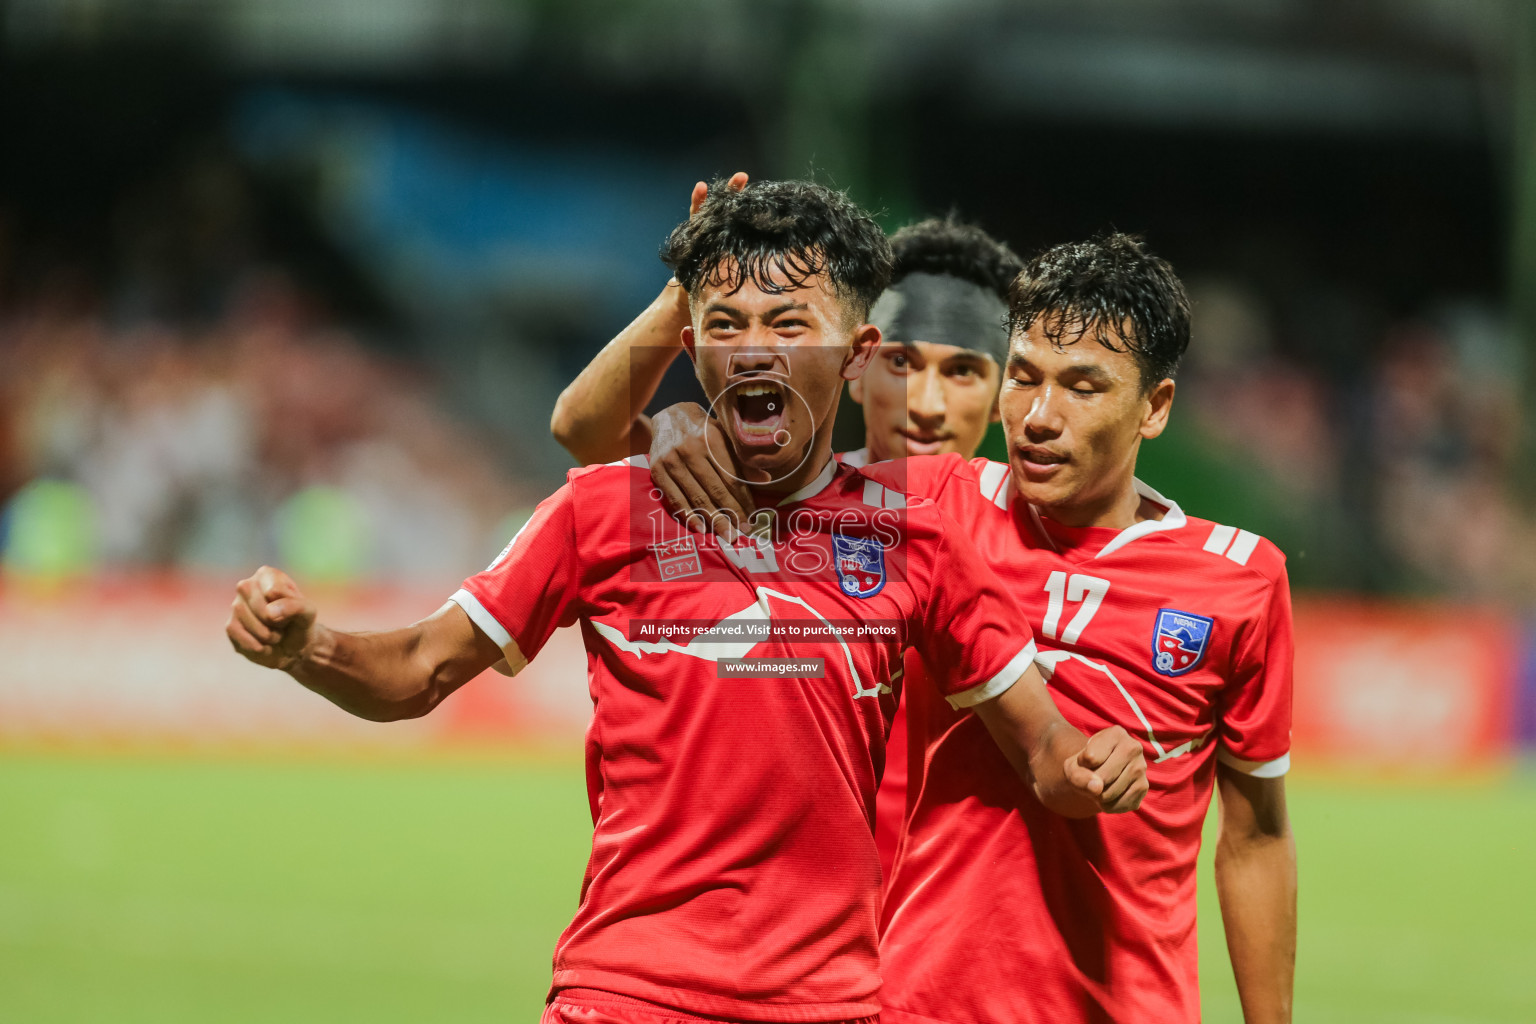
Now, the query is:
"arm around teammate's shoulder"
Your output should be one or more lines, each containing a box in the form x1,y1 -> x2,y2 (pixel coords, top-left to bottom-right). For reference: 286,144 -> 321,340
225,565 -> 505,722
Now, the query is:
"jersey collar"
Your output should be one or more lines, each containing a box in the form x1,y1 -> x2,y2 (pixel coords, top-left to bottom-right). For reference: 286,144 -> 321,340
1027,477 -> 1186,558
774,456 -> 839,507
839,447 -> 872,469
1095,478 -> 1186,558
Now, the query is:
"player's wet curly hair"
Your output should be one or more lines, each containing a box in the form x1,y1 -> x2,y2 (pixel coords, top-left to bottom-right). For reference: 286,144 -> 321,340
1008,232 -> 1190,390
660,178 -> 893,323
890,214 -> 1022,301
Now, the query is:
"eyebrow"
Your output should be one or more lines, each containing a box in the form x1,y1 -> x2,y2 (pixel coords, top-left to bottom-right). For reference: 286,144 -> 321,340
1007,355 -> 1114,383
1064,363 -> 1113,384
888,342 -> 990,362
942,350 -> 993,364
702,301 -> 811,321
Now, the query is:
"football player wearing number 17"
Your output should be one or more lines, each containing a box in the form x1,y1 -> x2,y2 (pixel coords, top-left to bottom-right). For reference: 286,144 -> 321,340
638,233 -> 1296,1023
872,235 -> 1297,1024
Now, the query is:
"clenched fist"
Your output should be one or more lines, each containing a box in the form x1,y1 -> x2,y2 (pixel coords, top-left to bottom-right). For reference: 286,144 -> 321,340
1062,725 -> 1149,813
225,566 -> 320,672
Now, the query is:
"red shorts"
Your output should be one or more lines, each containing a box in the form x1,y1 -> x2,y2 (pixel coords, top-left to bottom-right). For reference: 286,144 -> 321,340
542,988 -> 879,1024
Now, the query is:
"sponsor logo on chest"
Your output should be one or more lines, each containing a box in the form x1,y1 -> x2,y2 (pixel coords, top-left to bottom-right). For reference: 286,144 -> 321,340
651,536 -> 703,580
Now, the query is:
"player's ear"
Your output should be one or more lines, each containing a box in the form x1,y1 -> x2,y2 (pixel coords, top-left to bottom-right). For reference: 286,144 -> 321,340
848,372 -> 865,405
681,325 -> 697,364
841,323 -> 881,381
1140,378 -> 1175,440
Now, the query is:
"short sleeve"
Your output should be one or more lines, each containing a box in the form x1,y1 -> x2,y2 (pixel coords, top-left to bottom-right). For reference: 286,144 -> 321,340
450,483 -> 584,675
1217,568 -> 1294,777
908,504 -> 1038,709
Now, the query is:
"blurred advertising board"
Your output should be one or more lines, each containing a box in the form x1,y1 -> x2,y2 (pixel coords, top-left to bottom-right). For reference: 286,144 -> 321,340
0,579 -> 1525,768
0,576 -> 591,751
1519,620 -> 1536,750
1291,600 -> 1519,772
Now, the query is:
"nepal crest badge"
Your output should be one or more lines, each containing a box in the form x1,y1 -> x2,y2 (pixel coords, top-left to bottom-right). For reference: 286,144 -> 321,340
1152,608 -> 1213,676
832,533 -> 885,598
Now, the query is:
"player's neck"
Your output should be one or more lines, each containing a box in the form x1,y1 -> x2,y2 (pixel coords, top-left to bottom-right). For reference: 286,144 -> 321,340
863,432 -> 889,463
741,435 -> 838,508
1038,476 -> 1160,531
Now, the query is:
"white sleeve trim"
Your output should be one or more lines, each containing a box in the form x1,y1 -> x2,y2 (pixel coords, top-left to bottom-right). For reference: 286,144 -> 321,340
947,641 -> 1038,709
449,588 -> 529,676
1218,747 -> 1291,778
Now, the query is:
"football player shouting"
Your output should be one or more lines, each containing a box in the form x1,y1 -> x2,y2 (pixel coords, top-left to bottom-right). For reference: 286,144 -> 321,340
224,180 -> 1147,1024
626,232 -> 1296,1022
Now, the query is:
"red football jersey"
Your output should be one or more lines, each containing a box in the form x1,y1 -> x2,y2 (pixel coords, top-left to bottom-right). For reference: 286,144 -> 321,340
872,455 -> 1293,1024
872,655 -> 913,880
836,449 -> 912,884
451,455 -> 1038,1022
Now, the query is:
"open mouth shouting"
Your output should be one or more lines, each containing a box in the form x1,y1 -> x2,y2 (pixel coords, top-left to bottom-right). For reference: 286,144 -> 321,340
730,377 -> 791,448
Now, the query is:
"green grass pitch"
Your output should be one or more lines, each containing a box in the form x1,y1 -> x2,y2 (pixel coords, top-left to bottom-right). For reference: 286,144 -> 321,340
2,750 -> 1533,1022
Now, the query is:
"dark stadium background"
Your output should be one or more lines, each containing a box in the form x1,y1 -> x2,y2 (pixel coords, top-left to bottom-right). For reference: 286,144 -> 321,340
1,2 -> 1532,1022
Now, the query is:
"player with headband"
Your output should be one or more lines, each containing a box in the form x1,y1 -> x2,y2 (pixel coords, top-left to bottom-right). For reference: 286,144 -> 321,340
632,227 -> 1298,1022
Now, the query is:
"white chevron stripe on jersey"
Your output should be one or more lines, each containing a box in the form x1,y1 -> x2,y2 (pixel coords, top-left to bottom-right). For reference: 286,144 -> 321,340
977,461 -> 1010,507
1203,523 -> 1237,555
1202,523 -> 1262,566
592,586 -> 889,700
1225,530 -> 1261,566
860,478 -> 906,510
1034,646 -> 1210,763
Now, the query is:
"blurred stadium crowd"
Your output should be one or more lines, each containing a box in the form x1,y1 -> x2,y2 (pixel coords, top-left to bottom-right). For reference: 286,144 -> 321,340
1171,278 -> 1532,602
0,145 -> 1531,603
0,152 -> 521,586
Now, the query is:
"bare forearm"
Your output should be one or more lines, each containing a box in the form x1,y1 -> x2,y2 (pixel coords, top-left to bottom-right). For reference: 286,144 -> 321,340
975,682 -> 1089,814
228,573 -> 501,722
288,624 -> 457,722
551,281 -> 690,465
1028,720 -> 1099,818
1216,829 -> 1297,1023
971,674 -> 1144,819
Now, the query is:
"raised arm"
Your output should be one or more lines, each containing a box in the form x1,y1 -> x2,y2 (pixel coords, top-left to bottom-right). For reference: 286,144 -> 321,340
224,565 -> 505,722
1214,765 -> 1297,1024
972,666 -> 1149,818
550,173 -> 749,466
549,280 -> 691,465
